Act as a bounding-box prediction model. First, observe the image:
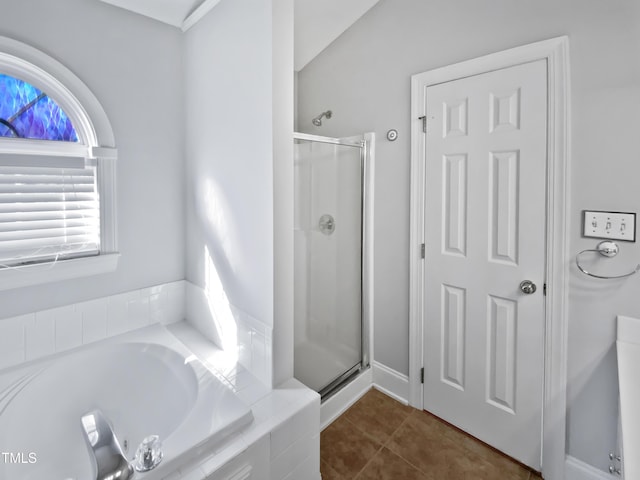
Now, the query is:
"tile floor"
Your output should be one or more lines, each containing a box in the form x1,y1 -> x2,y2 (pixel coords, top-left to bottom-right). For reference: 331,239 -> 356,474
320,388 -> 544,479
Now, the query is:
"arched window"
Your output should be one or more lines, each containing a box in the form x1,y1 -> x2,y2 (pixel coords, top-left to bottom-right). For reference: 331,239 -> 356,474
0,73 -> 78,141
0,37 -> 118,289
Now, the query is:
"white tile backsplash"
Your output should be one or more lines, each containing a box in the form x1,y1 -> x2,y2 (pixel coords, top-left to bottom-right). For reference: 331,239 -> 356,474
282,446 -> 321,480
271,432 -> 319,480
0,348 -> 24,369
0,280 -> 185,371
165,282 -> 185,324
0,315 -> 26,351
0,315 -> 26,368
80,298 -> 108,344
270,398 -> 319,460
127,294 -> 151,330
106,291 -> 135,336
185,282 -> 273,387
26,311 -> 55,361
163,323 -> 320,480
54,305 -> 83,352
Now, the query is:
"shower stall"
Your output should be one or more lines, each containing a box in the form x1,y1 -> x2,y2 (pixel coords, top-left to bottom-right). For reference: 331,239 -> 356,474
293,132 -> 372,399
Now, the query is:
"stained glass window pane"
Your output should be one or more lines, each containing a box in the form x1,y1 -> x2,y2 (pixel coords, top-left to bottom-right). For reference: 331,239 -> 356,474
0,73 -> 78,142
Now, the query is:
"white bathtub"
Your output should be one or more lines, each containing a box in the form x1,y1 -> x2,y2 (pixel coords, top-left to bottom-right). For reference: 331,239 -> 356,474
0,323 -> 253,480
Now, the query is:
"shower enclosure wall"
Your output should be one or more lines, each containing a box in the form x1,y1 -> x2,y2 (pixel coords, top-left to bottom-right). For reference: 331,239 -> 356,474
293,132 -> 372,399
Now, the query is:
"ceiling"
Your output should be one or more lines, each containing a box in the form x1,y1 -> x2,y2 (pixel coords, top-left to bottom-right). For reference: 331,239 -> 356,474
99,0 -> 213,29
293,0 -> 380,71
98,0 -> 380,71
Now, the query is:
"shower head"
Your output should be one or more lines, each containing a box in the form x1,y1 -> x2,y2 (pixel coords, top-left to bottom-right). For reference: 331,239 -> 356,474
312,110 -> 332,127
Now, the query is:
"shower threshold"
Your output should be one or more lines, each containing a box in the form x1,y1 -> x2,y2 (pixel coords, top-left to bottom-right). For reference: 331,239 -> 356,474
319,363 -> 364,402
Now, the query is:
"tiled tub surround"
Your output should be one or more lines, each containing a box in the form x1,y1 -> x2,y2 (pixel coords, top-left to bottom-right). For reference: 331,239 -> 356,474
0,281 -> 320,479
0,281 -> 272,387
167,322 -> 321,480
185,281 -> 273,387
0,281 -> 185,370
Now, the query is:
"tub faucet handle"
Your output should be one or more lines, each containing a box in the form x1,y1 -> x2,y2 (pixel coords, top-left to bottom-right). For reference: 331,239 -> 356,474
133,435 -> 163,472
81,410 -> 133,480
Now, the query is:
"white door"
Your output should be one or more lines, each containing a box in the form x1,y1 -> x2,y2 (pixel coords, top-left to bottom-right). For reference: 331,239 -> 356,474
422,59 -> 547,469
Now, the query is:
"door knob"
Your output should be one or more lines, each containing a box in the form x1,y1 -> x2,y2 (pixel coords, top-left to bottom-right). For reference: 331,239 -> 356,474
519,280 -> 537,294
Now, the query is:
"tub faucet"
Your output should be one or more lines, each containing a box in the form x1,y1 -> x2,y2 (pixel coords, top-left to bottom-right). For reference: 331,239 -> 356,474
81,410 -> 133,480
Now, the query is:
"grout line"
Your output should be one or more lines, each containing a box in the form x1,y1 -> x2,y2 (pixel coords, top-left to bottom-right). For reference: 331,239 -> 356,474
353,442 -> 385,479
383,412 -> 410,447
353,402 -> 417,479
328,392 -> 401,479
320,414 -> 383,479
342,416 -> 382,446
382,414 -> 433,479
385,412 -> 429,472
329,389 -> 537,479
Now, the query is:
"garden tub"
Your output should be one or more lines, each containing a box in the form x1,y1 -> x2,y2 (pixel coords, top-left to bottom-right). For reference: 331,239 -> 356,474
0,323 -> 253,479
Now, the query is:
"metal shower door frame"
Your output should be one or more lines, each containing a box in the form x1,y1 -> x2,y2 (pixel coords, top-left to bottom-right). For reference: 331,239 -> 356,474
293,131 -> 372,399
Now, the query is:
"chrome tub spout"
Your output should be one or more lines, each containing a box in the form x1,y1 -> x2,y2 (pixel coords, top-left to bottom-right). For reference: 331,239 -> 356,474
81,410 -> 133,480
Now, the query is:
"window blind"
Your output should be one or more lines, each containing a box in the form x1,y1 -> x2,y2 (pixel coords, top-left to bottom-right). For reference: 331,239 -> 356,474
0,162 -> 100,267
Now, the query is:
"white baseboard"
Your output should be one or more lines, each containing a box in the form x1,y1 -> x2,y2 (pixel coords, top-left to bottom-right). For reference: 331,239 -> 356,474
565,455 -> 613,480
372,361 -> 410,405
320,367 -> 372,430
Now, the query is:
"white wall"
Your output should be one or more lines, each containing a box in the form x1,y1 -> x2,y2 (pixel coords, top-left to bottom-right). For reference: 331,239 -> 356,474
296,0 -> 640,471
0,0 -> 295,389
272,0 -> 296,387
184,0 -> 295,387
184,0 -> 274,326
0,0 -> 184,317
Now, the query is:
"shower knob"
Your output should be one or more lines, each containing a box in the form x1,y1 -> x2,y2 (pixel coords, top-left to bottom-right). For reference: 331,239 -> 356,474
318,214 -> 335,235
519,280 -> 537,294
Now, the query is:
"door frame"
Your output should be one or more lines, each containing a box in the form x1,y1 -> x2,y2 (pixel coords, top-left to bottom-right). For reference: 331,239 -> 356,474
408,37 -> 570,480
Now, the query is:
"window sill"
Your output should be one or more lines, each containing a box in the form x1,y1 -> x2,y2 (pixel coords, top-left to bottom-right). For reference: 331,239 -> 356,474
0,253 -> 120,292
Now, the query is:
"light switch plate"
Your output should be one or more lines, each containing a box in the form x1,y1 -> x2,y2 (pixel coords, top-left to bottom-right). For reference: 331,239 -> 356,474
583,210 -> 636,242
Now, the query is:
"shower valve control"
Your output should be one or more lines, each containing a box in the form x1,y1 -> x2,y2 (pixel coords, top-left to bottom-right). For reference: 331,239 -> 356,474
319,214 -> 336,235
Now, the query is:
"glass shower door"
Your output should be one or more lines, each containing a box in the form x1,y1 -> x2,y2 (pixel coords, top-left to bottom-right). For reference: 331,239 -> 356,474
293,134 -> 364,398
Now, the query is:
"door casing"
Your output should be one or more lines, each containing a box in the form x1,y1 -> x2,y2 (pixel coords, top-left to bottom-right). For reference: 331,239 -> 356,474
408,36 -> 570,480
